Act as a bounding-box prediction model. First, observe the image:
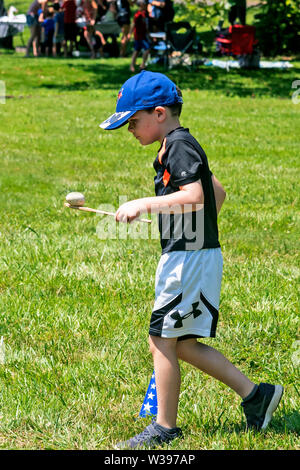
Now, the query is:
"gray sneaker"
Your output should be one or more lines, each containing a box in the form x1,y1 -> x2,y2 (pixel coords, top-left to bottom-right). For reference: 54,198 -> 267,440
241,383 -> 284,430
114,420 -> 183,449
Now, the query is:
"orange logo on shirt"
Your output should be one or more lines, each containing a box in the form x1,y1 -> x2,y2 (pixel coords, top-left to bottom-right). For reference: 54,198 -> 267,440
163,169 -> 170,187
158,138 -> 166,165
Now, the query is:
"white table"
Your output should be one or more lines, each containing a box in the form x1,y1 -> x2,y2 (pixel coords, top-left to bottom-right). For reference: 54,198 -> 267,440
0,14 -> 26,43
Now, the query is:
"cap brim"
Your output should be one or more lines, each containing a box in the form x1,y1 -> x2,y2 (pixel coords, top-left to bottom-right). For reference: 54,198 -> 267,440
99,110 -> 136,130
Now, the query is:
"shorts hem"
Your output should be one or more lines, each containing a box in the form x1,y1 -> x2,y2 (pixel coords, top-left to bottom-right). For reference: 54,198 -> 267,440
149,328 -> 216,339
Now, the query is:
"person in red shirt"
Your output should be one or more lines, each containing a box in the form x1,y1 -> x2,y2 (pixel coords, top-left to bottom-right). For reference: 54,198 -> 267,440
62,0 -> 77,57
129,0 -> 150,72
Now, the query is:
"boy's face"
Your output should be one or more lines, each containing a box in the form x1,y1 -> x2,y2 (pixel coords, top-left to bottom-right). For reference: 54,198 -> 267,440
127,109 -> 163,146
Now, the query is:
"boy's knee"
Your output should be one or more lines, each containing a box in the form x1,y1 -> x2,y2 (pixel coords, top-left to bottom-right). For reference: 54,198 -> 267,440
176,338 -> 199,359
148,335 -> 157,356
148,335 -> 178,357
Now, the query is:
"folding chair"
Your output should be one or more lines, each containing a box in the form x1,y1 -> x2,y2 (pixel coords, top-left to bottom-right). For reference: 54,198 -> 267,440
165,21 -> 199,70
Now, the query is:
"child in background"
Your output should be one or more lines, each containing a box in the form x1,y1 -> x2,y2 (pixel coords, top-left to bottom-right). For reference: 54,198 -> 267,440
52,2 -> 64,57
62,0 -> 77,57
42,7 -> 55,56
37,0 -> 47,43
129,0 -> 150,72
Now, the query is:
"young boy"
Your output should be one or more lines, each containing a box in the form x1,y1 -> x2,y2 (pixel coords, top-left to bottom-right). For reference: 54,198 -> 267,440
41,7 -> 55,57
99,71 -> 284,449
129,0 -> 150,72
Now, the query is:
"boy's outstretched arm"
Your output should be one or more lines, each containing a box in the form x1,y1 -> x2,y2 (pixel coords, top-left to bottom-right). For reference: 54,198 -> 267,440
211,174 -> 226,214
115,176 -> 226,223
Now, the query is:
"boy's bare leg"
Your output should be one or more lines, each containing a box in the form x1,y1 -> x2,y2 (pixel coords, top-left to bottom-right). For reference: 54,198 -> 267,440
176,339 -> 255,399
149,335 -> 180,429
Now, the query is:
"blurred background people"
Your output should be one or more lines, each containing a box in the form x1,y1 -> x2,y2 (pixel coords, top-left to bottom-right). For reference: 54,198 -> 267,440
116,0 -> 133,57
52,1 -> 64,56
25,0 -> 44,56
41,6 -> 55,55
147,0 -> 165,32
62,0 -> 77,57
82,0 -> 98,58
129,0 -> 149,71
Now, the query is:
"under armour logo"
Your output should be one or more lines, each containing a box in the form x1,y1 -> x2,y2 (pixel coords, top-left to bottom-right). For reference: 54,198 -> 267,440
170,302 -> 202,328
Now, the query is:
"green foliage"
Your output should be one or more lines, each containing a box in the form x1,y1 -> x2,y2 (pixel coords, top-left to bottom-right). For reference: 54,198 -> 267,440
254,0 -> 300,56
175,0 -> 227,29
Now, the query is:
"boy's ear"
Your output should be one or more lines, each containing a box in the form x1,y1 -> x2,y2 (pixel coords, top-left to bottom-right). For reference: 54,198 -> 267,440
154,106 -> 167,122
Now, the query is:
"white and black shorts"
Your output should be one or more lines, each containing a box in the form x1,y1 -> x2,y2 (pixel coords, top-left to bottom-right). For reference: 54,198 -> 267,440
149,248 -> 223,340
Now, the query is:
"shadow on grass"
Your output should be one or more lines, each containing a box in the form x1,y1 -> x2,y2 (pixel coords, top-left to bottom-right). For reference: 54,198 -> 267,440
39,60 -> 300,99
221,410 -> 300,436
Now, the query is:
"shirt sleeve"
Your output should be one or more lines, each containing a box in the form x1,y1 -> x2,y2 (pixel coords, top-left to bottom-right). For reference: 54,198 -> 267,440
166,139 -> 204,187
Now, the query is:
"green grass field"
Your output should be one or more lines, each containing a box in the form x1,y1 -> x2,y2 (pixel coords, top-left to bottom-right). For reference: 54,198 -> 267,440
0,49 -> 299,450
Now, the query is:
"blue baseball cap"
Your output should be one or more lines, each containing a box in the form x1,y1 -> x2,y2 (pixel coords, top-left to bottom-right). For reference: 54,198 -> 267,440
99,70 -> 183,130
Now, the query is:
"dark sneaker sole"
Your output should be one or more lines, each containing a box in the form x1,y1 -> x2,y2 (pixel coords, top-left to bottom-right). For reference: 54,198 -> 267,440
261,384 -> 284,430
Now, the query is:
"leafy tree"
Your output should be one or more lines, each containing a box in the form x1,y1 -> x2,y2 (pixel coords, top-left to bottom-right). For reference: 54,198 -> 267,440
174,0 -> 227,29
253,0 -> 300,56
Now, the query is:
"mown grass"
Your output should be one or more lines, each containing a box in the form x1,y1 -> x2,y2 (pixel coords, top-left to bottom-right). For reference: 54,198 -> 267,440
0,52 -> 299,450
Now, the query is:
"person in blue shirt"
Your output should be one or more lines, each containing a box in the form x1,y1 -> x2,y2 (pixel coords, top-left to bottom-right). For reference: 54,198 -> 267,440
42,7 -> 55,56
147,0 -> 165,32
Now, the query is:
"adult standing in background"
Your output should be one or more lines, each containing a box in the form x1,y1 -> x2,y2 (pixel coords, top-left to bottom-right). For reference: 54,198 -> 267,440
82,0 -> 98,58
228,0 -> 247,26
162,0 -> 174,23
0,0 -> 6,16
25,0 -> 44,56
147,0 -> 165,32
116,0 -> 133,57
62,0 -> 77,57
96,0 -> 108,21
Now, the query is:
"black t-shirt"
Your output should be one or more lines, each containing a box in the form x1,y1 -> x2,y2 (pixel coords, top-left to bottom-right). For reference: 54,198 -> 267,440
153,127 -> 220,253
